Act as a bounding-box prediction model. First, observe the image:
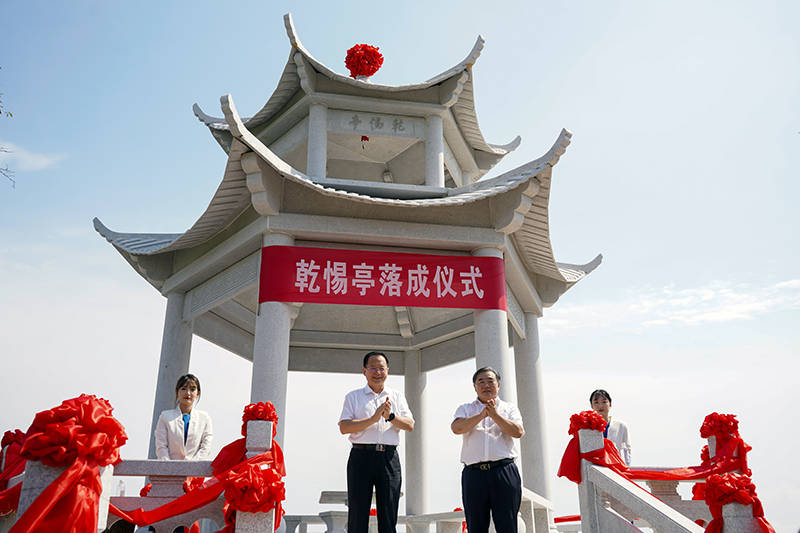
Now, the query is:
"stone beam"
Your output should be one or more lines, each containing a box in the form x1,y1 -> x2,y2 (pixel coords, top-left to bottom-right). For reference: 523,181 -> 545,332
193,312 -> 254,361
182,252 -> 259,322
412,314 -> 474,349
267,213 -> 504,252
420,333 -> 475,372
505,286 -> 525,339
504,235 -> 544,318
288,347 -> 405,374
289,330 -> 410,351
161,217 -> 268,295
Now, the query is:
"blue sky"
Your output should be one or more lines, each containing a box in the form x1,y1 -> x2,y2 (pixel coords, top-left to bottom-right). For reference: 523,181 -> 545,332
1,2 -> 798,531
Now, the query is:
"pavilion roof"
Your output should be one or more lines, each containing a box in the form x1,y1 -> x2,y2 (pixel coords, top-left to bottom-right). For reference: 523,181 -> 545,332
95,93 -> 601,295
192,14 -> 519,174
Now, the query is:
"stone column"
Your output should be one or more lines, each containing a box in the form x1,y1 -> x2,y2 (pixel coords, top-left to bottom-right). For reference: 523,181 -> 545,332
307,103 -> 328,178
149,291 -> 193,458
513,313 -> 551,499
472,248 -> 512,401
404,349 -> 428,515
251,233 -> 295,447
424,114 -> 445,187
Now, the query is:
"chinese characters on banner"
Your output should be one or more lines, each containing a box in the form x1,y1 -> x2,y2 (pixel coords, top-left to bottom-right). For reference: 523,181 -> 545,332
259,246 -> 506,310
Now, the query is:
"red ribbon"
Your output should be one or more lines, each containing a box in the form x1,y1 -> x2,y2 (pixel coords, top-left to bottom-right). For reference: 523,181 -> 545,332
703,473 -> 774,533
111,402 -> 286,532
0,430 -> 27,491
9,394 -> 127,533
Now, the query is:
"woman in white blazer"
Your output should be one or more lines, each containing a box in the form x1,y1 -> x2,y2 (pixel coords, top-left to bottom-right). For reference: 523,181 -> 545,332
590,389 -> 631,465
154,374 -> 213,460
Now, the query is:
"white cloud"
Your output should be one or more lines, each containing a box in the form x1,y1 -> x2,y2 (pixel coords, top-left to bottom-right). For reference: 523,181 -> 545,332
542,279 -> 800,336
0,140 -> 66,171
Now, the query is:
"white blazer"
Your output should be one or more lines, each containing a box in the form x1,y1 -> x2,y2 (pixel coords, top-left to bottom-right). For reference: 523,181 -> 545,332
154,408 -> 213,460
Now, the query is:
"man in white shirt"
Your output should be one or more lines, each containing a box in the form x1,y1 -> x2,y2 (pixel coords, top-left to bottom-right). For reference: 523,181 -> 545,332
452,367 -> 524,533
339,351 -> 415,533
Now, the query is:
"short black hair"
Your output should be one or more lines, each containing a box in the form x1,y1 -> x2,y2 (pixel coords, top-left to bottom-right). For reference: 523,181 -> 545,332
363,351 -> 389,368
472,366 -> 500,384
175,374 -> 201,398
590,389 -> 612,404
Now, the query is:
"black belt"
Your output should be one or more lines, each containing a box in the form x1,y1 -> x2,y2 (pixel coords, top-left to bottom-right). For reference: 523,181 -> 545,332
352,443 -> 396,452
465,458 -> 514,471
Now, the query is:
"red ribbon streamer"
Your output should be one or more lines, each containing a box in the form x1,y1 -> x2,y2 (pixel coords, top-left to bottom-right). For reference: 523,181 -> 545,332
109,447 -> 284,531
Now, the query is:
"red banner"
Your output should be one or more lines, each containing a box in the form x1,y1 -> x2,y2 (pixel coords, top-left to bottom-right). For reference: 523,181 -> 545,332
259,246 -> 506,310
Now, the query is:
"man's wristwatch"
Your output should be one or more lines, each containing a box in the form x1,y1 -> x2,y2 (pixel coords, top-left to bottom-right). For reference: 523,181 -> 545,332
387,413 -> 395,422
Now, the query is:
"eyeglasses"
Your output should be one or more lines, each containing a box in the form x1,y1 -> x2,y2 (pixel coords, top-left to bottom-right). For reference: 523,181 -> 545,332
366,367 -> 388,374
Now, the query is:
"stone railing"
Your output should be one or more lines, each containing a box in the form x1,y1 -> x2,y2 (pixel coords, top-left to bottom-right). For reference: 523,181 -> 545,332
573,428 -> 768,533
108,459 -> 223,532
4,420 -> 276,533
286,482 -> 556,533
576,429 -> 704,533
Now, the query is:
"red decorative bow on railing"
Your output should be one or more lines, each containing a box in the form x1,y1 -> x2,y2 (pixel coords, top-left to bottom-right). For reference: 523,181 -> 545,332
558,411 -> 752,485
5,394 -> 128,533
703,473 -> 774,533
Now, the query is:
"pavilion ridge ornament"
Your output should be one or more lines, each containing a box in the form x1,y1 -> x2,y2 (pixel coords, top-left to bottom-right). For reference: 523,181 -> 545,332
259,246 -> 507,310
345,43 -> 384,79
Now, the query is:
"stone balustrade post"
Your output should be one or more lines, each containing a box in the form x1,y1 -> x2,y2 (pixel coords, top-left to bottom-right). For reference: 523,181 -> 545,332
435,521 -> 461,533
235,420 -> 275,533
319,511 -> 348,533
576,429 -> 604,533
283,516 -> 302,533
720,502 -> 763,533
17,460 -> 113,532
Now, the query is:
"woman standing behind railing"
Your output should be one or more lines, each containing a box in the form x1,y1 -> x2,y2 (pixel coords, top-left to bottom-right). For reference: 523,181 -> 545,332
589,389 -> 631,465
154,374 -> 213,461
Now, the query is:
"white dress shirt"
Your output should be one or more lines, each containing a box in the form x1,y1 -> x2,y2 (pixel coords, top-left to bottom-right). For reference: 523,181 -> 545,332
339,385 -> 414,445
453,398 -> 523,465
606,419 -> 631,465
154,408 -> 213,460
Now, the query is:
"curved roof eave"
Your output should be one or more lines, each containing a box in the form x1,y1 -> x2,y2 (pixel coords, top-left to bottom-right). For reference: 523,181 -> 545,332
193,13 -> 518,159
283,13 -> 485,94
92,94 -> 569,264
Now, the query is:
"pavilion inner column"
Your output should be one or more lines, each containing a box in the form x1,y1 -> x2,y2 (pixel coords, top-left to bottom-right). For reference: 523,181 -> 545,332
149,291 -> 193,458
513,313 -> 551,499
424,114 -> 445,187
403,349 -> 428,515
472,247 -> 514,402
307,103 -> 328,179
251,232 -> 295,447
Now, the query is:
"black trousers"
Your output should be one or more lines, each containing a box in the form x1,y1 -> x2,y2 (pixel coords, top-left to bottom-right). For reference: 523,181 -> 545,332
461,461 -> 522,533
347,447 -> 402,533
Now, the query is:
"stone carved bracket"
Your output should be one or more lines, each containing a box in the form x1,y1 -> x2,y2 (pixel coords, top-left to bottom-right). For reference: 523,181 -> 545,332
242,151 -> 283,216
289,302 -> 303,329
293,52 -> 316,94
393,306 -> 414,338
491,178 -> 541,234
440,71 -> 469,107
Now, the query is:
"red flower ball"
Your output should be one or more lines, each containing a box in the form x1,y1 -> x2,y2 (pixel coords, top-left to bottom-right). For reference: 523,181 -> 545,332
568,410 -> 607,436
345,44 -> 384,78
224,463 -> 285,513
700,412 -> 739,439
20,394 -> 127,468
704,473 -> 759,507
241,401 -> 279,437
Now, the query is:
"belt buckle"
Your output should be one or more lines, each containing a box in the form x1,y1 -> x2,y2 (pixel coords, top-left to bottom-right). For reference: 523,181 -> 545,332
479,463 -> 491,471
376,444 -> 385,452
